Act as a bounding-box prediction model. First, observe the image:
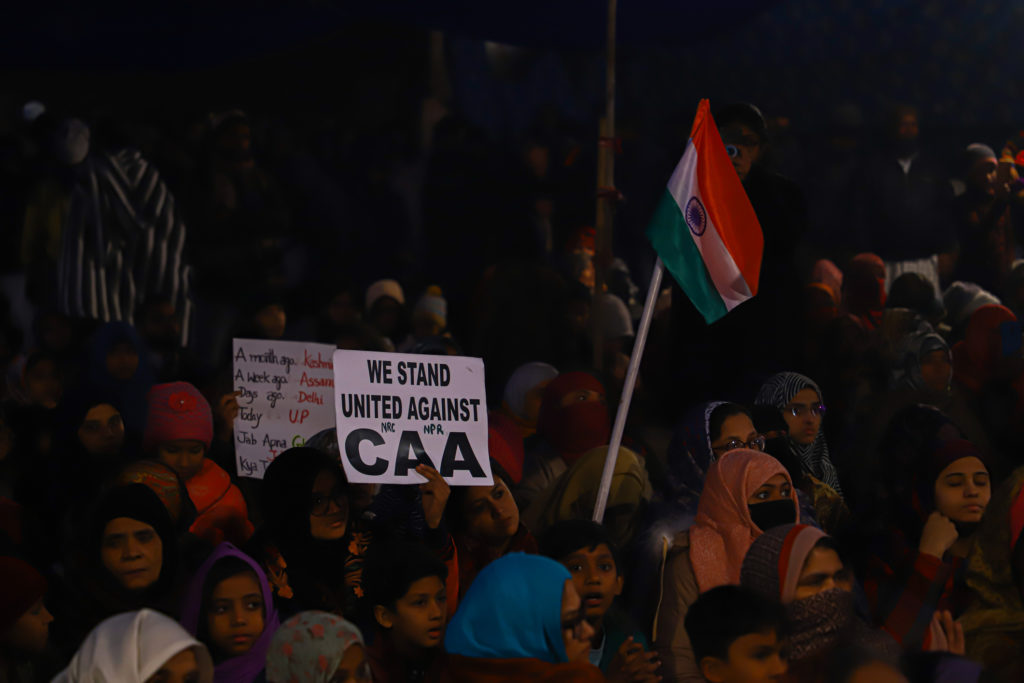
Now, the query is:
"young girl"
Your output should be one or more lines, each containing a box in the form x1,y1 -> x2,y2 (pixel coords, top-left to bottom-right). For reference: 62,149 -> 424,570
55,609 -> 214,683
266,611 -> 369,683
443,553 -> 604,681
755,371 -> 844,496
654,449 -> 799,681
144,381 -> 253,546
181,543 -> 279,683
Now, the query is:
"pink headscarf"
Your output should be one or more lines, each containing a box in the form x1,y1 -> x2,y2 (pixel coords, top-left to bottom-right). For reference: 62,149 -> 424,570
688,450 -> 797,592
811,259 -> 843,306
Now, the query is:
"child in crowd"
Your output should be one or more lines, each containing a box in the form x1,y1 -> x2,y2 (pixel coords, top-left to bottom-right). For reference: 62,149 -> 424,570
684,584 -> 788,683
266,611 -> 370,683
0,556 -> 54,683
540,519 -> 659,682
180,543 -> 279,683
55,609 -> 214,683
144,381 -> 253,546
363,539 -> 448,682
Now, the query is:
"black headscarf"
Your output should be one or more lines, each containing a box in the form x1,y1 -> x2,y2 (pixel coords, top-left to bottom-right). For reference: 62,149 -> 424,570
81,483 -> 179,622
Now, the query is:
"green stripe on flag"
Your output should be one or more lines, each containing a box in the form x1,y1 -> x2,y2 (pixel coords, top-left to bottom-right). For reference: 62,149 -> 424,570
646,188 -> 729,324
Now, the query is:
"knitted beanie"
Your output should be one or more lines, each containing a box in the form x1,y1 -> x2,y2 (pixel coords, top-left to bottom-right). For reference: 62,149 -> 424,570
143,382 -> 213,453
0,556 -> 47,631
413,285 -> 448,329
365,279 -> 405,311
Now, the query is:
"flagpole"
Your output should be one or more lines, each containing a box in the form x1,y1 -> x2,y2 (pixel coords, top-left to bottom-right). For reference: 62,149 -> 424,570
593,256 -> 664,523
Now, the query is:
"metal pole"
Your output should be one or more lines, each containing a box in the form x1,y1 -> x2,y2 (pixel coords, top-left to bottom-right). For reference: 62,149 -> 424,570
593,256 -> 663,523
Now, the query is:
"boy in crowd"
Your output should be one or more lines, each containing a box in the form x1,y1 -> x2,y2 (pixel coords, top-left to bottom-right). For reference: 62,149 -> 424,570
362,539 -> 449,683
684,585 -> 788,683
540,519 -> 660,682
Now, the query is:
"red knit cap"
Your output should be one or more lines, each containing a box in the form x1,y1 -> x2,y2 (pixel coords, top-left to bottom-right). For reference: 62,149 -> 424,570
143,381 -> 213,453
0,557 -> 47,631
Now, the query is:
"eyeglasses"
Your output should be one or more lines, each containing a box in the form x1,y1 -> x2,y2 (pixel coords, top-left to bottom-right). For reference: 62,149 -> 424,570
562,612 -> 589,640
309,487 -> 348,516
786,403 -> 826,419
712,435 -> 767,454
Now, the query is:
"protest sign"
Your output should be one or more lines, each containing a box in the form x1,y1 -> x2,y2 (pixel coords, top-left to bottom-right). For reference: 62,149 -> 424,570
332,349 -> 493,486
232,338 -> 337,478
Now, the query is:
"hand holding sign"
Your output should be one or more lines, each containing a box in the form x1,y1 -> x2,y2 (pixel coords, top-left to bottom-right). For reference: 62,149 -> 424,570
333,349 -> 493,487
416,464 -> 451,529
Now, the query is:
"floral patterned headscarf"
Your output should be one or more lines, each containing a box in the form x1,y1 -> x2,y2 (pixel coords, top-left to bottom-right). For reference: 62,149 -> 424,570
266,611 -> 364,683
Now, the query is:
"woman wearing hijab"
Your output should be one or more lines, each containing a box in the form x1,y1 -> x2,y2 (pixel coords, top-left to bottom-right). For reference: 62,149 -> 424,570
518,372 -> 611,508
180,543 -> 280,683
443,553 -> 604,681
653,449 -> 799,681
266,611 -> 369,683
741,524 -> 900,682
855,405 -> 990,649
67,484 -> 181,639
893,330 -> 953,394
54,609 -> 214,683
960,466 -> 1024,679
523,445 -> 652,552
755,371 -> 844,496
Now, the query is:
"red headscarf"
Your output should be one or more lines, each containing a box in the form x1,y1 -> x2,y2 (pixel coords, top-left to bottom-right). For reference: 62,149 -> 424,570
953,304 -> 1019,394
536,372 -> 611,465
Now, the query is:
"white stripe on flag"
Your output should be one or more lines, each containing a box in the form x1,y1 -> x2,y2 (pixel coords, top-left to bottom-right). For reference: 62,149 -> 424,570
666,140 -> 753,311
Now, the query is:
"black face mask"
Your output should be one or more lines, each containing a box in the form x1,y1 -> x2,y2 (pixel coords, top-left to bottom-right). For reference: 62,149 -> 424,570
749,499 -> 797,532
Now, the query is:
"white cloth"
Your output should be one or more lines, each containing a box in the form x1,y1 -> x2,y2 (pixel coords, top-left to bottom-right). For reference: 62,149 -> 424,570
884,255 -> 941,298
502,361 -> 558,419
53,609 -> 213,683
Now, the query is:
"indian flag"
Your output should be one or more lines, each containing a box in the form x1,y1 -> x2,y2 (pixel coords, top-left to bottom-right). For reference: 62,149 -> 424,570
646,99 -> 763,324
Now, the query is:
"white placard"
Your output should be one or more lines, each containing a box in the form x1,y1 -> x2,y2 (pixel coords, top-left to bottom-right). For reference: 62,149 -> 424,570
332,349 -> 493,486
232,338 -> 337,478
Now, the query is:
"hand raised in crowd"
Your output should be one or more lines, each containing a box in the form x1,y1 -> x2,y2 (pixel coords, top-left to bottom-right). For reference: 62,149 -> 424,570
215,391 -> 242,442
918,511 -> 959,559
416,463 -> 451,529
607,637 -> 661,683
927,610 -> 965,655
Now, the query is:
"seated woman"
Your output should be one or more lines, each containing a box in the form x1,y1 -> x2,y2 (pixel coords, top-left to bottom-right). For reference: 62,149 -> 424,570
54,608 -> 213,683
961,466 -> 1024,680
740,524 -> 901,683
180,543 -> 279,683
654,449 -> 799,681
447,464 -> 537,600
754,371 -> 844,496
443,553 -> 604,681
65,483 -> 181,644
518,372 -> 611,508
861,430 -> 990,649
266,611 -> 369,683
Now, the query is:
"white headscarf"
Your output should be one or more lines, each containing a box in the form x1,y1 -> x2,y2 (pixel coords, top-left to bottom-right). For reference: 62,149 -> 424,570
53,609 -> 214,683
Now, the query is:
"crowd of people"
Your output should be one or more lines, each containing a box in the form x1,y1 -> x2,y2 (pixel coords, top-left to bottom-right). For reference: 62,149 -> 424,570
2,89 -> 1024,683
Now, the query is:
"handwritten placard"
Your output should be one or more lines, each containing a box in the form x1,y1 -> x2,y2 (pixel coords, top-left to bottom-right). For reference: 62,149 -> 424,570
232,338 -> 337,478
332,349 -> 493,486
